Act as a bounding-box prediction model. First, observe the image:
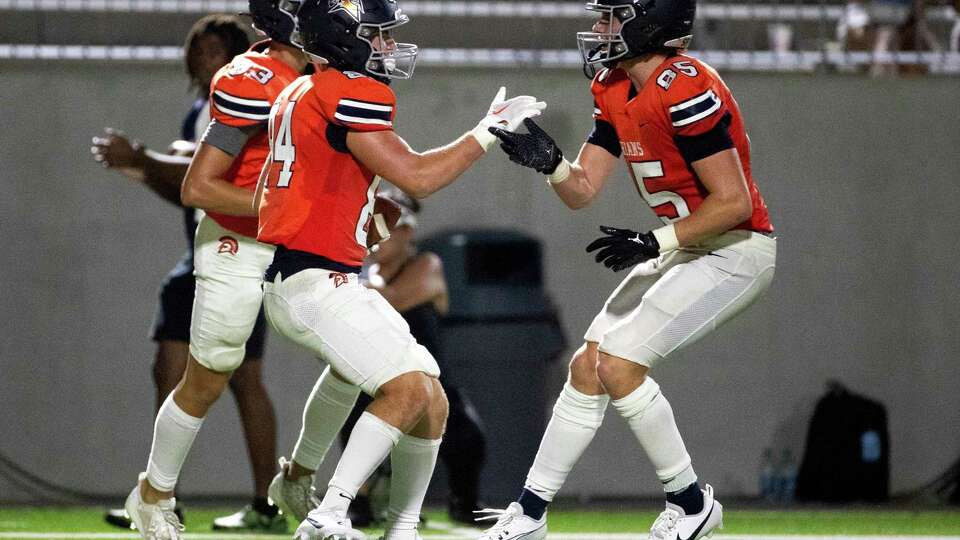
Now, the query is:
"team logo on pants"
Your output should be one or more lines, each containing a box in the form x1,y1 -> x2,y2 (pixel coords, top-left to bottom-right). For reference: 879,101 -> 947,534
329,272 -> 349,288
217,236 -> 239,255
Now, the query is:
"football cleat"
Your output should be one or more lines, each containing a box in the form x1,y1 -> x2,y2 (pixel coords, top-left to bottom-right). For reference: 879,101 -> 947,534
211,504 -> 287,532
268,457 -> 320,522
104,506 -> 184,530
294,507 -> 367,540
124,473 -> 184,540
475,502 -> 547,540
649,484 -> 724,540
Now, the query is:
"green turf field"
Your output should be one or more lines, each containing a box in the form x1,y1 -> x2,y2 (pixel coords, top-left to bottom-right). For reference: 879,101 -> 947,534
0,507 -> 959,539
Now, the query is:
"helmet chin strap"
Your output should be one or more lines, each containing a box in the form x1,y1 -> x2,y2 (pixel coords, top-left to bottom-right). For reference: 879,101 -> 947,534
582,44 -> 605,79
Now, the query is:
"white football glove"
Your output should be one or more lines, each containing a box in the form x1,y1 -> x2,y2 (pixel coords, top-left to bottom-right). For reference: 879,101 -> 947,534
471,86 -> 547,152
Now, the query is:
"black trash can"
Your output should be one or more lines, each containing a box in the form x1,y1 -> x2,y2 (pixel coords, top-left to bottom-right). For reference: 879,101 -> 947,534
420,229 -> 566,503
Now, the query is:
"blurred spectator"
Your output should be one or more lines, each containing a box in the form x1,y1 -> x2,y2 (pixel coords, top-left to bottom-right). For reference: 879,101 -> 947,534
895,1 -> 941,74
950,0 -> 960,51
838,0 -> 872,50
839,0 -> 941,75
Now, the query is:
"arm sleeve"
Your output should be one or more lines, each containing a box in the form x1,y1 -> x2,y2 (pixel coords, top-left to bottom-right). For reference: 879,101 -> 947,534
673,112 -> 734,164
200,119 -> 253,156
587,118 -> 622,158
322,78 -> 397,132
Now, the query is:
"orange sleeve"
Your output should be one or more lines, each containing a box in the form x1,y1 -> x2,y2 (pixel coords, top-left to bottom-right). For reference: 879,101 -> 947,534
209,60 -> 275,129
589,69 -> 614,123
319,76 -> 397,133
660,61 -> 729,137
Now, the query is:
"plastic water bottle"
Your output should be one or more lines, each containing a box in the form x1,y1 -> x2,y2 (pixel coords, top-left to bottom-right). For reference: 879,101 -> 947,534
759,447 -> 777,501
778,448 -> 797,504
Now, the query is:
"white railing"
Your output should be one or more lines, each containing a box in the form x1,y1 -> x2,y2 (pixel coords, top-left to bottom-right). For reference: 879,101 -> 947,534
3,44 -> 959,73
0,0 -> 956,22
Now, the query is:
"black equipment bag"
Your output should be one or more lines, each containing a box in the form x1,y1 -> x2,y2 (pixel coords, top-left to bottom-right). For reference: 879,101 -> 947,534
795,381 -> 890,502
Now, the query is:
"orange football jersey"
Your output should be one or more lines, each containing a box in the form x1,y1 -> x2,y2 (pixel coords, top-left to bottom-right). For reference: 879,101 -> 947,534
205,41 -> 301,238
257,67 -> 397,267
591,54 -> 772,233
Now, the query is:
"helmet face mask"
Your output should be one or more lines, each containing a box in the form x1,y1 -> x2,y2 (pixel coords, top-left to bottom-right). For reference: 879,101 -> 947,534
577,0 -> 696,78
294,0 -> 418,82
357,16 -> 418,80
577,2 -> 637,77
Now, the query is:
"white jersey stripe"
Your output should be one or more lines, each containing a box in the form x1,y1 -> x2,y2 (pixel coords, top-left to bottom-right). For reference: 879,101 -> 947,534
339,98 -> 393,112
213,102 -> 270,121
213,89 -> 270,108
334,112 -> 393,126
672,97 -> 722,127
668,89 -> 717,113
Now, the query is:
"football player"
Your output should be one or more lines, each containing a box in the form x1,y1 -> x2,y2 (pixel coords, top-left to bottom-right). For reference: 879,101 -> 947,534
477,1 -> 776,540
122,3 -> 308,539
90,14 -> 285,532
337,188 -> 488,527
253,1 -> 544,538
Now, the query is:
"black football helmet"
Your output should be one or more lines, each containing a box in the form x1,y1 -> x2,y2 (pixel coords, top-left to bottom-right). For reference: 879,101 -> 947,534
248,0 -> 301,44
577,0 -> 696,77
294,0 -> 418,81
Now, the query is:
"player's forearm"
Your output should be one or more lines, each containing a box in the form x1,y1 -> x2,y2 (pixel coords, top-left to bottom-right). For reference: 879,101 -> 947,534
181,177 -> 258,217
551,163 -> 598,210
396,134 -> 485,199
141,150 -> 191,205
674,191 -> 752,246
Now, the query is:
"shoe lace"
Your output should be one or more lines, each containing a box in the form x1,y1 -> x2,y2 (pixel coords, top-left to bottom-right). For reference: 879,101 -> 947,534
291,477 -> 320,512
649,508 -> 681,540
148,506 -> 184,539
474,506 -> 521,539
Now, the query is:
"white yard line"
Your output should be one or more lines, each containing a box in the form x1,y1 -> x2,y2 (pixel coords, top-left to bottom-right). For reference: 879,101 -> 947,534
2,534 -> 960,540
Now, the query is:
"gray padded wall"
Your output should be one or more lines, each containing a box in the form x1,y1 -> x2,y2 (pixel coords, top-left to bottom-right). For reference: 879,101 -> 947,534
1,61 -> 958,503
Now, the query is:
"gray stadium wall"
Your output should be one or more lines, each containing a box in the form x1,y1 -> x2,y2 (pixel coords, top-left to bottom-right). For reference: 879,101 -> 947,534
1,61 -> 958,503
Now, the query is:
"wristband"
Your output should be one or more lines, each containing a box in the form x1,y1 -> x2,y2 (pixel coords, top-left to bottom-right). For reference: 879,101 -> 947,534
546,158 -> 572,185
652,223 -> 679,253
470,123 -> 498,152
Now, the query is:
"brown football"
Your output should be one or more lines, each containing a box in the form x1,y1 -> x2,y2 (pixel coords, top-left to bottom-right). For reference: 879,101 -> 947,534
366,193 -> 404,248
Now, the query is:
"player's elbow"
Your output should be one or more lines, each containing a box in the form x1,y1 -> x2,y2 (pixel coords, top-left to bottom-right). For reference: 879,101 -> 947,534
566,195 -> 593,210
406,182 -> 433,200
391,172 -> 434,199
180,174 -> 205,208
729,191 -> 753,224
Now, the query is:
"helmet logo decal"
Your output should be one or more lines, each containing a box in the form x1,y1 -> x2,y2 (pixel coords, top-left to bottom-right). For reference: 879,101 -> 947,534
329,0 -> 364,21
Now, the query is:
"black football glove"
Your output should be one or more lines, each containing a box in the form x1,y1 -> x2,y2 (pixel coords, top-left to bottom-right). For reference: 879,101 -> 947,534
489,118 -> 564,175
585,225 -> 661,272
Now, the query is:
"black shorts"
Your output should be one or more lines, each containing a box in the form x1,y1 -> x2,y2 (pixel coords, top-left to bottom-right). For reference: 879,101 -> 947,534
150,252 -> 267,360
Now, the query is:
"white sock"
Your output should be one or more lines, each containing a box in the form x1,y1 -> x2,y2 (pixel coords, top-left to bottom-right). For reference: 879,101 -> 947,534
611,377 -> 698,492
523,382 -> 610,501
320,411 -> 402,516
145,394 -> 204,491
385,435 -> 441,532
292,366 -> 361,470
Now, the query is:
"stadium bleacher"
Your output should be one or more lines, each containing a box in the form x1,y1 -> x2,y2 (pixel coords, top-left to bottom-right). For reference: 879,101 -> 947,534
1,0 -> 958,72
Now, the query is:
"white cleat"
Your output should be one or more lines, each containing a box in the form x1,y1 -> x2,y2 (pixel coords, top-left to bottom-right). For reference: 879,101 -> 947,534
269,456 -> 320,522
124,473 -> 184,540
294,507 -> 367,540
475,502 -> 547,540
649,484 -> 724,540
